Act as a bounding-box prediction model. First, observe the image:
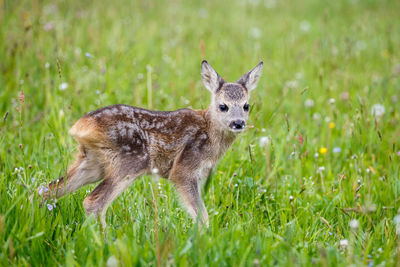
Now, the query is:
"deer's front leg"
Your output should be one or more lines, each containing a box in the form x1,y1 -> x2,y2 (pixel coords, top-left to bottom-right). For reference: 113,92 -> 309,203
171,167 -> 209,227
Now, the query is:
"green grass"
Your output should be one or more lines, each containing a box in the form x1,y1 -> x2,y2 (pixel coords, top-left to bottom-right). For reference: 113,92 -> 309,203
1,0 -> 400,265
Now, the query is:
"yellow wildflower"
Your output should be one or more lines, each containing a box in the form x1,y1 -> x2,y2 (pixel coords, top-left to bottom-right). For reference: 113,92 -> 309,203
319,147 -> 328,154
329,122 -> 336,129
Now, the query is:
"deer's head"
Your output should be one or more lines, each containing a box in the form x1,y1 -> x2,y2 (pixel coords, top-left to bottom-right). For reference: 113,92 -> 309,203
201,60 -> 263,133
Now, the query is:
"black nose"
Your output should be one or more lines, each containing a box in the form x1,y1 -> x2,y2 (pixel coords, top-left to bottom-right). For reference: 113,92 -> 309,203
229,120 -> 245,130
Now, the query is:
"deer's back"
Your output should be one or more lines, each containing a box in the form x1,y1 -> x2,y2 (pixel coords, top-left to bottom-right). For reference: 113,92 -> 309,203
69,104 -> 210,177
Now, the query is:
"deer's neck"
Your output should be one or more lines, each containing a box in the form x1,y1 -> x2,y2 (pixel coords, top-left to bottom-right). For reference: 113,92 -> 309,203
203,108 -> 237,159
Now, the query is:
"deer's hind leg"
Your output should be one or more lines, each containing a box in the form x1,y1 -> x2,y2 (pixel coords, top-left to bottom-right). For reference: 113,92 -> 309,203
83,153 -> 149,227
42,146 -> 104,199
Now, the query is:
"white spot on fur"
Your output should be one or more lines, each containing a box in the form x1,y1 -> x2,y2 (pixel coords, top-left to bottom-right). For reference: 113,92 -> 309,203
122,145 -> 131,151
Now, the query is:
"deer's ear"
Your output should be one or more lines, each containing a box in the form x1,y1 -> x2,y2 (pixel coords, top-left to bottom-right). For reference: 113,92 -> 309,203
237,61 -> 263,91
201,60 -> 224,92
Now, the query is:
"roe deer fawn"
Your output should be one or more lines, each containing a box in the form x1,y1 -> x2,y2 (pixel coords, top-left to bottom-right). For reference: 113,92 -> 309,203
40,60 -> 263,227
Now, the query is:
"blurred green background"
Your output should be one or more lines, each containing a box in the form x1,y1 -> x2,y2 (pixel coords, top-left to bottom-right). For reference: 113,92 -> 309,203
1,0 -> 400,266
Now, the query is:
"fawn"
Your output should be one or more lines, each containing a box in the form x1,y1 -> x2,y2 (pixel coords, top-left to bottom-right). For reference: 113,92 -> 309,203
40,60 -> 263,227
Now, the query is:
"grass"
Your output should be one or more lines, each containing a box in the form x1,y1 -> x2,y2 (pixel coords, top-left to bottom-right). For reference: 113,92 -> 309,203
1,0 -> 400,265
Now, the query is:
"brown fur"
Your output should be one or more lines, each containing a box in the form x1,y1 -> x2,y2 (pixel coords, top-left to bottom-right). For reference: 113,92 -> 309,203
39,60 -> 263,228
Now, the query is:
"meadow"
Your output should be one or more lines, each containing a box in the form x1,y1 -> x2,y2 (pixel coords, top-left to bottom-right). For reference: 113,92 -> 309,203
1,0 -> 400,265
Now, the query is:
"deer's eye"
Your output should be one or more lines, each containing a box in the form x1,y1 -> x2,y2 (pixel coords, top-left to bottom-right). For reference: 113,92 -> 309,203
219,104 -> 229,112
243,103 -> 250,112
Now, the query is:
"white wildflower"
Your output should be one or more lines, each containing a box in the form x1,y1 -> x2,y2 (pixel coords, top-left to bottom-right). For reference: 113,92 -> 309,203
295,72 -> 303,79
74,47 -> 82,57
304,99 -> 314,108
107,255 -> 119,267
339,239 -> 349,249
299,20 -> 311,32
249,27 -> 261,39
137,73 -> 144,80
285,80 -> 299,89
198,8 -> 208,18
289,151 -> 297,159
329,98 -> 335,104
393,215 -> 400,225
312,113 -> 320,121
59,82 -> 68,90
365,203 -> 376,213
259,136 -> 271,147
394,213 -> 400,237
349,219 -> 359,231
371,104 -> 385,117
